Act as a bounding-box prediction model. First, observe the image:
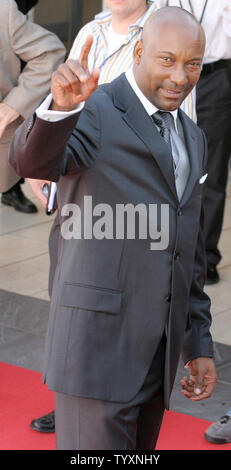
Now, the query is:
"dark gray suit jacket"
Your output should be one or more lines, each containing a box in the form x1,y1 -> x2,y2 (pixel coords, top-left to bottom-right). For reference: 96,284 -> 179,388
9,73 -> 213,409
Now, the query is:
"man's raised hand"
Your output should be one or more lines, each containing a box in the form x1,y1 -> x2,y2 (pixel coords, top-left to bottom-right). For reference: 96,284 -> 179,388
50,36 -> 99,112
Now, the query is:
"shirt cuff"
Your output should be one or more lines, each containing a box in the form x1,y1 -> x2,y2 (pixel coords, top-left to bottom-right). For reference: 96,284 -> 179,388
36,94 -> 85,122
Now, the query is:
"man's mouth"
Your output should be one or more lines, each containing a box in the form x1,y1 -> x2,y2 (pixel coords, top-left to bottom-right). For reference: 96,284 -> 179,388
160,88 -> 185,99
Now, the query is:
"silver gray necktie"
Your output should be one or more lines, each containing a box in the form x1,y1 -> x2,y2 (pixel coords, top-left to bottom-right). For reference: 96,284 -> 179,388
152,111 -> 190,201
152,111 -> 173,152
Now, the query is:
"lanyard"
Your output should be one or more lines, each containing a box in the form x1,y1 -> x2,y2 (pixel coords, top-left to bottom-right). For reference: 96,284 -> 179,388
166,0 -> 208,24
187,0 -> 208,24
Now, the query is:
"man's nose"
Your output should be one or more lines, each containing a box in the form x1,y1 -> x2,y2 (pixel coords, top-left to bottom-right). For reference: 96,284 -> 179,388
170,65 -> 187,86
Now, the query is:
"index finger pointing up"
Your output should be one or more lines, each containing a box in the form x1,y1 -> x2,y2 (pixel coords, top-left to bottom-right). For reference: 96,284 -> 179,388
79,35 -> 94,72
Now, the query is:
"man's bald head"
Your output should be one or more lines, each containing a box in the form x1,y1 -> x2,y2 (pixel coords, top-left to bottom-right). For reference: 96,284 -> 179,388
133,6 -> 205,111
142,6 -> 205,49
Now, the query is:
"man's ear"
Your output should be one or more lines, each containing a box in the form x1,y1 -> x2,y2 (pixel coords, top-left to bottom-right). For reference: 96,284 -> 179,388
133,40 -> 143,64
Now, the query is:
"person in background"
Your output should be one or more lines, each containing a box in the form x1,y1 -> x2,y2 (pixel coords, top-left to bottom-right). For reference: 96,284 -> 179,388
0,0 -> 65,213
156,1 -> 231,284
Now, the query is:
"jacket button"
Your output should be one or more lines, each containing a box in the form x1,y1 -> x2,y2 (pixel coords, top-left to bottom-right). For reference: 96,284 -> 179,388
177,209 -> 183,216
165,294 -> 171,302
174,253 -> 181,260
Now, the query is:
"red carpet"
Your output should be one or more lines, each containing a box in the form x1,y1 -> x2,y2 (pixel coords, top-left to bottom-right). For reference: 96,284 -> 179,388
0,362 -> 55,450
0,361 -> 231,451
157,410 -> 231,450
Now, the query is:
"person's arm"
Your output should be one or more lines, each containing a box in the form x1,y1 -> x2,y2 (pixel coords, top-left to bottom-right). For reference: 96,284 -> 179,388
181,130 -> 217,401
3,0 -> 66,120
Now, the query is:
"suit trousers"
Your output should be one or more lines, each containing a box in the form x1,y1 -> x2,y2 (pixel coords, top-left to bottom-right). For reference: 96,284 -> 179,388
196,64 -> 231,267
54,334 -> 166,450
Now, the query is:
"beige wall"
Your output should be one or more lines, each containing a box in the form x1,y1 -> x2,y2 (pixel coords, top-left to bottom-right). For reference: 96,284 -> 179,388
82,0 -> 102,24
34,0 -> 71,25
33,0 -> 103,50
34,0 -> 102,28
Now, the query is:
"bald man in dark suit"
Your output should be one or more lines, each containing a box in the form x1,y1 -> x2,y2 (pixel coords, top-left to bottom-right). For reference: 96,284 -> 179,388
10,7 -> 217,450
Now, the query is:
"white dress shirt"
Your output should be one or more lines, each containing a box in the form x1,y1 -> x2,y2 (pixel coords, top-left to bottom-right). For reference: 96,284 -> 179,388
156,0 -> 231,63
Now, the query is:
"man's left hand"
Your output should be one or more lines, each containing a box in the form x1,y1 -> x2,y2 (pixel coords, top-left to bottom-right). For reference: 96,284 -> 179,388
181,357 -> 217,401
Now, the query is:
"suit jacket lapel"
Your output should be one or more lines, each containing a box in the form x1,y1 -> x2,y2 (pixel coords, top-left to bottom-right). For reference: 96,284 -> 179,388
111,74 -> 178,202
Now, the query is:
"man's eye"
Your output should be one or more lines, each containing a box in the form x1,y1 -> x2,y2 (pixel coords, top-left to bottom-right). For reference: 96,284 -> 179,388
162,57 -> 172,62
189,62 -> 201,68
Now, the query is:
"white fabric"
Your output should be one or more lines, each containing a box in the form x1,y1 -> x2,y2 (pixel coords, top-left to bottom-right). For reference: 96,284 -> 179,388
107,24 -> 127,56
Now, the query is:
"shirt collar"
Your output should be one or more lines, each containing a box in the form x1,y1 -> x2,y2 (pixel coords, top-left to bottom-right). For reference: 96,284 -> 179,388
125,67 -> 179,131
128,0 -> 157,31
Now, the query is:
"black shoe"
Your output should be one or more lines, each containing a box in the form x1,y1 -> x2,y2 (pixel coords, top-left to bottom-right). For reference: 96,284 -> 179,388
1,184 -> 37,213
205,264 -> 219,285
30,411 -> 55,433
